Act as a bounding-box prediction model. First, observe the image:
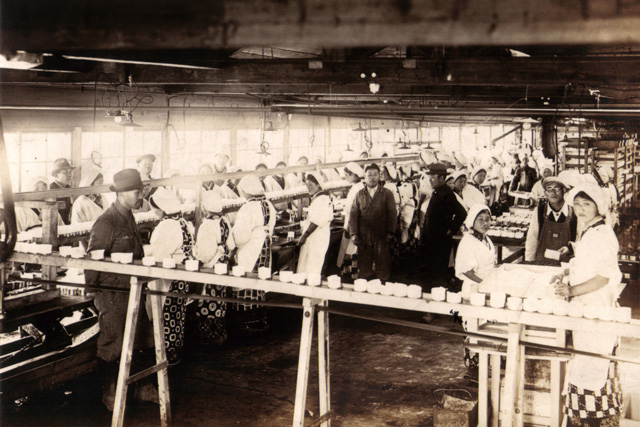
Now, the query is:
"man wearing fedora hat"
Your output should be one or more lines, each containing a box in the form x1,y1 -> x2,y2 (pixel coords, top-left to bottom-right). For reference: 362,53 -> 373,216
50,158 -> 76,224
86,168 -> 155,410
421,163 -> 467,303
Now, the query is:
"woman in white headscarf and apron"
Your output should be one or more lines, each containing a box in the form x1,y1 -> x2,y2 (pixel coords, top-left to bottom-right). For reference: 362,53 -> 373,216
149,188 -> 195,364
193,191 -> 236,345
554,183 -> 623,425
71,166 -> 106,224
455,203 -> 497,375
297,172 -> 333,276
231,175 -> 277,334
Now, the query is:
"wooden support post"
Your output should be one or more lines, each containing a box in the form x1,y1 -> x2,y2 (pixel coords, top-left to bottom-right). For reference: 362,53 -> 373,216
0,262 -> 6,319
550,329 -> 566,427
293,298 -> 317,427
148,280 -> 172,427
490,354 -> 501,427
112,277 -> 144,427
317,300 -> 330,427
40,200 -> 59,289
502,323 -> 525,427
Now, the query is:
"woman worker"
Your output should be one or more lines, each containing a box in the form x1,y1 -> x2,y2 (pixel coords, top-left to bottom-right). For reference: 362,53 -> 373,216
297,172 -> 334,276
553,182 -> 623,425
455,203 -> 497,375
149,188 -> 195,364
193,191 -> 236,345
232,175 -> 277,334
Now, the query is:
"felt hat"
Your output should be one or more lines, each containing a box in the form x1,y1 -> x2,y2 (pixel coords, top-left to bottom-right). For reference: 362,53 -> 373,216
464,203 -> 491,229
110,169 -> 144,192
425,163 -> 448,175
136,153 -> 156,164
201,191 -> 224,214
51,158 -> 76,176
344,162 -> 364,178
566,182 -> 609,216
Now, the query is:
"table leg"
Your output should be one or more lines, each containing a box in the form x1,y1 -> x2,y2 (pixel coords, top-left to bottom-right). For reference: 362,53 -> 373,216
550,329 -> 566,427
112,277 -> 144,427
490,354 -> 501,427
478,351 -> 489,427
317,300 -> 330,427
148,280 -> 172,427
293,298 -> 317,427
501,323 -> 524,427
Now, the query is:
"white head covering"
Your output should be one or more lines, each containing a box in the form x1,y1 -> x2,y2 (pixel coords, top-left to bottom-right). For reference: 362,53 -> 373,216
471,166 -> 487,178
451,169 -> 468,182
419,150 -> 438,166
382,164 -> 398,181
306,172 -> 325,188
237,175 -> 264,196
150,187 -> 182,215
566,182 -> 609,217
557,169 -> 582,189
437,153 -> 455,164
202,191 -> 224,214
454,152 -> 468,166
464,203 -> 491,230
31,176 -> 49,190
596,165 -> 614,183
344,162 -> 364,178
163,169 -> 181,178
80,166 -> 103,187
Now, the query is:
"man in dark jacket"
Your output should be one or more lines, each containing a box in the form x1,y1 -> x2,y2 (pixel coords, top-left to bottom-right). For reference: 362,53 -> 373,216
349,163 -> 397,281
49,158 -> 76,224
86,168 -> 154,410
422,162 -> 467,291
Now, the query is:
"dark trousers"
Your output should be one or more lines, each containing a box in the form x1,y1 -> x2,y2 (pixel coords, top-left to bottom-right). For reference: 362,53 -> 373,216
357,240 -> 391,281
421,237 -> 453,291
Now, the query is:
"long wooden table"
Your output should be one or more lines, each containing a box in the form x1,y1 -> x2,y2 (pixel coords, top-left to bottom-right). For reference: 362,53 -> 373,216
7,252 -> 640,427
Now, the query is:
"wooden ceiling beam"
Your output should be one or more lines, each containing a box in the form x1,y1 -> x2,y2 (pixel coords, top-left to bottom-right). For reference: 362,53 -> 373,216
4,0 -> 640,50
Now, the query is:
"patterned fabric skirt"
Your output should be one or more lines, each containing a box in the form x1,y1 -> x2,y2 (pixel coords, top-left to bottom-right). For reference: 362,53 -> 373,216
195,284 -> 228,345
163,280 -> 190,364
230,237 -> 270,334
564,361 -> 622,422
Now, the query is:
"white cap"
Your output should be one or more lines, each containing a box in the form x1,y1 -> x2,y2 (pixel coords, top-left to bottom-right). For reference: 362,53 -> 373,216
345,162 -> 364,178
566,182 -> 609,216
238,175 -> 264,196
464,203 -> 491,229
202,191 -> 224,213
150,187 -> 182,215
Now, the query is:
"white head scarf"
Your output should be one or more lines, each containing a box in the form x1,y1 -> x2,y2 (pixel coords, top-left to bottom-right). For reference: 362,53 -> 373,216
345,162 -> 364,178
202,191 -> 224,214
464,203 -> 491,230
566,182 -> 609,218
150,187 -> 182,215
238,175 -> 265,196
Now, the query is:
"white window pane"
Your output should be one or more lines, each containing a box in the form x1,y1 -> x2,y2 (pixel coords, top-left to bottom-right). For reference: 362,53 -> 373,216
101,132 -> 124,158
81,132 -> 101,159
143,131 -> 162,154
125,132 -> 145,158
21,133 -> 47,163
46,133 -> 72,161
441,127 -> 460,153
4,133 -> 20,163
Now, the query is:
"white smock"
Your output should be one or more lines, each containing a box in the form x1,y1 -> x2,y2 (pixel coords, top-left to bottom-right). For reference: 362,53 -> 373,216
233,198 -> 276,272
462,185 -> 486,208
455,232 -> 496,298
194,216 -> 236,268
71,195 -> 105,224
263,175 -> 288,211
15,206 -> 41,233
149,217 -> 195,304
565,221 -> 623,392
297,192 -> 334,275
